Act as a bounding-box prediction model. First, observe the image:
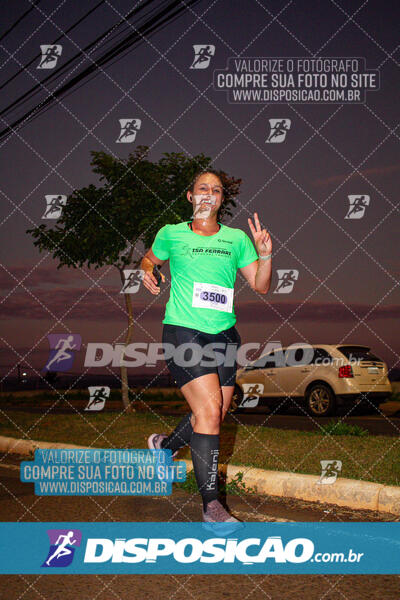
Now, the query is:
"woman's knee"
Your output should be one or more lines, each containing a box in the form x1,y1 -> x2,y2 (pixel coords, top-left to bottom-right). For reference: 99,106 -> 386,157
193,405 -> 221,432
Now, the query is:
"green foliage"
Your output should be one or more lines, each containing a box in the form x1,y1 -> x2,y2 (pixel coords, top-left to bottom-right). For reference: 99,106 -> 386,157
320,420 -> 369,436
26,146 -> 241,270
176,469 -> 257,496
174,469 -> 198,493
224,471 -> 257,495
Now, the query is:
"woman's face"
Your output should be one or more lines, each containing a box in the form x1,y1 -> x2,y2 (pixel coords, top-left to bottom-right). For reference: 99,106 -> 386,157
187,173 -> 223,219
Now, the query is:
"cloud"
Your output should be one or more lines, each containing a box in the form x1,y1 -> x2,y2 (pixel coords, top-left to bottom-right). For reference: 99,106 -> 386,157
235,300 -> 400,322
0,290 -> 398,323
0,287 -> 150,321
0,262 -> 88,289
313,163 -> 400,187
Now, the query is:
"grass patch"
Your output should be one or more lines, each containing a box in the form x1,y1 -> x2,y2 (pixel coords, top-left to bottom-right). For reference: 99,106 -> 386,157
224,471 -> 257,495
1,407 -> 400,487
176,470 -> 257,496
320,420 -> 369,436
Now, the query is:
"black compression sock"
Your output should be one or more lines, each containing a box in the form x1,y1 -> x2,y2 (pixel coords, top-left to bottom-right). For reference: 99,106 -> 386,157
160,413 -> 194,453
190,431 -> 220,511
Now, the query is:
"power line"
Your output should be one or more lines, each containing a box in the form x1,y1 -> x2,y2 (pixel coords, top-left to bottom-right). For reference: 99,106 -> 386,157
33,0 -> 199,124
0,0 -> 201,142
14,0 -> 181,124
0,0 -> 42,44
0,0 -> 161,118
0,0 -> 106,93
0,0 -> 169,113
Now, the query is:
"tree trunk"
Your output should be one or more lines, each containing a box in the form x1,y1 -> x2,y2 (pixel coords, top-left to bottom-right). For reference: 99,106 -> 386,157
119,268 -> 135,413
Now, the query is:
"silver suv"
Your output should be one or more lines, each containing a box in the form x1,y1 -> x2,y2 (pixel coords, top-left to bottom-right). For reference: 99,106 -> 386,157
233,344 -> 392,417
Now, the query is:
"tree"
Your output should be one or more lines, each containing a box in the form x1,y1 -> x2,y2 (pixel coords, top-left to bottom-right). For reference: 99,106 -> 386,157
27,146 -> 241,411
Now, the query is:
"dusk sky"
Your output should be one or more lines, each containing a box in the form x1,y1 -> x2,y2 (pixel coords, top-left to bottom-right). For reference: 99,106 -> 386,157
0,0 -> 399,378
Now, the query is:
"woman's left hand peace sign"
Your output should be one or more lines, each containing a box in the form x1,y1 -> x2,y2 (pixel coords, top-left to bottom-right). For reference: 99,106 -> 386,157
248,212 -> 272,256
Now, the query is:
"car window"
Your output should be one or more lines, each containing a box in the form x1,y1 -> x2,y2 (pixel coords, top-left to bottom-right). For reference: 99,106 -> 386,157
248,352 -> 275,369
337,346 -> 383,362
285,347 -> 314,367
310,348 -> 332,365
247,349 -> 285,369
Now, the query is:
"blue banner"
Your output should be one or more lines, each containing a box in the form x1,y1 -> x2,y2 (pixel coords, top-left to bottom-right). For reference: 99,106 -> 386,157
20,449 -> 186,496
0,522 -> 399,574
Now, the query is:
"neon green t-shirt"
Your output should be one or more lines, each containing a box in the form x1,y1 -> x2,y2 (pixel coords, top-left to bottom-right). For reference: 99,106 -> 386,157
151,220 -> 258,334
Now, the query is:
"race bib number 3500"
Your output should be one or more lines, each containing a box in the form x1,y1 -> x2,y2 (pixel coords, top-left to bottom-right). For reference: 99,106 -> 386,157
192,282 -> 233,313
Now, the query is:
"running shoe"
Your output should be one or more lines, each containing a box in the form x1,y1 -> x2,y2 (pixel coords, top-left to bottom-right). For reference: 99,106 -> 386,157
147,433 -> 178,458
147,433 -> 179,484
202,499 -> 244,535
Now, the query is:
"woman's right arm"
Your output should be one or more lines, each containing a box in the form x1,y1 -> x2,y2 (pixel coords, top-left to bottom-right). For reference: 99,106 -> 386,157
140,248 -> 166,295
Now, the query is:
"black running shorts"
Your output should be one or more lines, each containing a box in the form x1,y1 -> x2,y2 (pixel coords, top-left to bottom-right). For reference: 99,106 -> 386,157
162,323 -> 242,388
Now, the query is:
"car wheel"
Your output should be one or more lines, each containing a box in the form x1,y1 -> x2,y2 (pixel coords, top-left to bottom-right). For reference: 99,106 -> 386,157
229,384 -> 244,412
306,383 -> 336,417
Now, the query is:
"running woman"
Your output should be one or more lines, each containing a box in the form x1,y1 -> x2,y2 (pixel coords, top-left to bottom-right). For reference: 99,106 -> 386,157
141,170 -> 272,526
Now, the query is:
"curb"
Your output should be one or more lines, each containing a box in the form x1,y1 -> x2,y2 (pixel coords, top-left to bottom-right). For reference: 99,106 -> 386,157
181,461 -> 400,516
1,435 -> 400,516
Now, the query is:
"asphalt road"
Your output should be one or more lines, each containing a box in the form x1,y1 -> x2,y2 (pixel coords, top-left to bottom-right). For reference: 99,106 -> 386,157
225,410 -> 400,436
0,454 -> 399,599
6,401 -> 400,436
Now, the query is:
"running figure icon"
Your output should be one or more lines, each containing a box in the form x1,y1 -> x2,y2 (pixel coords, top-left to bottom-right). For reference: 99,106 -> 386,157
192,45 -> 213,67
44,335 -> 76,371
37,45 -> 61,69
116,119 -> 141,143
42,195 -> 66,219
190,45 -> 215,69
121,270 -> 143,293
45,531 -> 77,566
266,119 -> 291,143
85,386 -> 110,411
274,269 -> 297,293
346,195 -> 369,219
